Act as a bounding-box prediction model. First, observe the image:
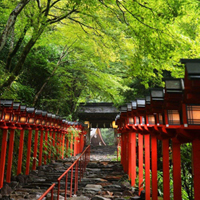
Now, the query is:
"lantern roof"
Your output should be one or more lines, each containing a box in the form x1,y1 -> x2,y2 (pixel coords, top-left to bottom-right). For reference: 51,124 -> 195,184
26,107 -> 35,113
0,99 -> 13,107
35,110 -> 42,115
131,101 -> 137,109
120,106 -> 127,112
145,96 -> 151,105
127,103 -> 132,111
13,102 -> 20,110
181,59 -> 200,79
136,99 -> 145,108
150,88 -> 165,101
165,78 -> 184,93
42,111 -> 47,117
20,105 -> 26,111
47,113 -> 52,118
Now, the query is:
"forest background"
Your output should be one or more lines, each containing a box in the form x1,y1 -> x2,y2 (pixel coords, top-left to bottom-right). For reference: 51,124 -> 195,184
0,0 -> 199,199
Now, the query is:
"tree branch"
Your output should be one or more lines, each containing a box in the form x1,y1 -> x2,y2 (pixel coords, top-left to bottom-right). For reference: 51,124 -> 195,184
116,0 -> 161,31
45,0 -> 51,17
0,0 -> 30,52
47,7 -> 78,24
36,0 -> 41,9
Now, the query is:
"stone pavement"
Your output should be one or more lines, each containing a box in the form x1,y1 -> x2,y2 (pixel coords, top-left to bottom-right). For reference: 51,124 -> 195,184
0,146 -> 143,200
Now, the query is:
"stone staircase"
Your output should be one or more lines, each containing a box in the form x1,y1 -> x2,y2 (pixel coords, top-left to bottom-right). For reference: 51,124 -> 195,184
0,146 -> 144,200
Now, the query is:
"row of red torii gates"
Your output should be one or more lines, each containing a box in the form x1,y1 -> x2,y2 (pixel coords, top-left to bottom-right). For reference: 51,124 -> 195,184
116,59 -> 200,200
0,104 -> 88,189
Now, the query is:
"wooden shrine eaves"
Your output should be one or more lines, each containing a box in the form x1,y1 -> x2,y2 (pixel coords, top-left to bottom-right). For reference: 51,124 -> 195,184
77,103 -> 119,128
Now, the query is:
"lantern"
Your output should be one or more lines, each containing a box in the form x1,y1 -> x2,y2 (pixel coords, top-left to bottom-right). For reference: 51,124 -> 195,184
26,107 -> 35,124
35,110 -> 42,125
19,106 -> 27,123
112,121 -> 118,128
1,99 -> 13,122
42,111 -> 47,125
148,115 -> 156,125
51,114 -> 56,126
46,113 -> 52,126
84,121 -> 90,128
12,102 -> 20,122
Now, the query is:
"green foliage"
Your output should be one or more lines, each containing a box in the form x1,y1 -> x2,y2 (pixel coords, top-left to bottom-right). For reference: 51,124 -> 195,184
100,128 -> 115,146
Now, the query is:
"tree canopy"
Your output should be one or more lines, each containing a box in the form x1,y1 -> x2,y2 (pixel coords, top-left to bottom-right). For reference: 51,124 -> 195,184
0,0 -> 200,118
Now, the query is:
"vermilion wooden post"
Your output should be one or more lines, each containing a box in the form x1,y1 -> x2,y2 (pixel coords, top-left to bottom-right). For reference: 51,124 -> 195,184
172,141 -> 182,200
44,130 -> 48,164
0,128 -> 8,188
151,135 -> 158,200
74,135 -> 78,156
73,135 -> 76,156
77,135 -> 80,154
52,131 -> 56,159
162,139 -> 170,200
130,132 -> 136,186
62,133 -> 65,159
121,133 -> 123,166
17,129 -> 25,174
56,132 -> 59,158
38,129 -> 44,166
48,130 -> 52,160
145,134 -> 150,200
6,128 -> 16,183
59,132 -> 62,156
32,128 -> 39,170
128,132 -> 132,183
80,134 -> 83,152
66,136 -> 69,157
124,133 -> 128,173
70,133 -> 73,156
138,133 -> 143,195
58,132 -> 61,156
25,128 -> 32,175
192,139 -> 200,200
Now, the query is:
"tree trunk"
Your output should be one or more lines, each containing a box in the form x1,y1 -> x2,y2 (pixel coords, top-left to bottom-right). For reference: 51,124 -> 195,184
1,29 -> 43,90
6,24 -> 30,71
0,0 -> 30,52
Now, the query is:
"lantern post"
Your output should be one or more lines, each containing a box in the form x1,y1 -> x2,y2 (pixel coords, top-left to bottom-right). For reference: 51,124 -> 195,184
32,110 -> 43,170
130,100 -> 143,195
163,78 -> 185,200
149,88 -> 166,200
136,99 -> 151,200
6,102 -> 20,183
17,105 -> 27,175
25,107 -> 35,175
180,59 -> 200,200
126,102 -> 136,187
0,100 -> 13,188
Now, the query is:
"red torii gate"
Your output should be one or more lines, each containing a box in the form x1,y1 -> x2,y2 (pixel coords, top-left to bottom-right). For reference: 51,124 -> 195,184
0,104 -> 86,189
116,59 -> 200,200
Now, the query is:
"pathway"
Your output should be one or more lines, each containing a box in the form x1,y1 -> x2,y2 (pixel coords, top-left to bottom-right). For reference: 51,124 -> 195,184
0,146 -> 143,200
